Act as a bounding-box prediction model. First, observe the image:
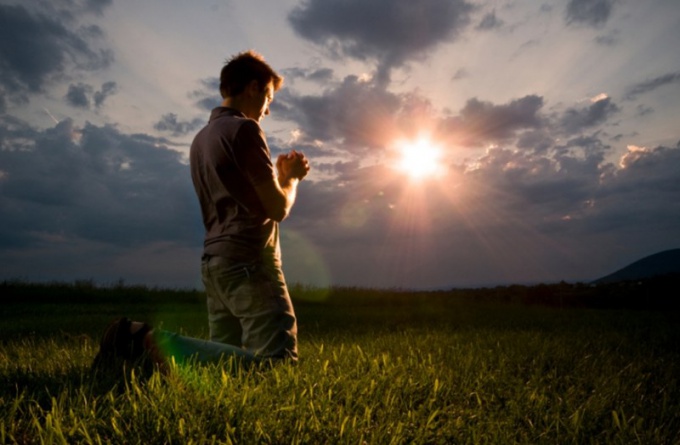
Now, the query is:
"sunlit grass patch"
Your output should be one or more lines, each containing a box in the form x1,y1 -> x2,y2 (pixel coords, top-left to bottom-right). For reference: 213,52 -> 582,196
1,286 -> 679,444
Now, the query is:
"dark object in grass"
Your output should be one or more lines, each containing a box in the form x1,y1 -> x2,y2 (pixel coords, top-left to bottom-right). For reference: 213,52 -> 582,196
91,317 -> 155,381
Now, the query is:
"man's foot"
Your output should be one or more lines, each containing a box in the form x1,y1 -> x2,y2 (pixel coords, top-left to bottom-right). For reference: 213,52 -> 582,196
130,321 -> 167,372
92,317 -> 165,375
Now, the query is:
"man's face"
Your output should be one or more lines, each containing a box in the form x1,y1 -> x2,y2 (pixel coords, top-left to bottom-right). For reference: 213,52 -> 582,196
245,80 -> 274,122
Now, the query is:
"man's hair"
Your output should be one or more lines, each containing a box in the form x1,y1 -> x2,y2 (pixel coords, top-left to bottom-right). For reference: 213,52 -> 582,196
219,50 -> 283,99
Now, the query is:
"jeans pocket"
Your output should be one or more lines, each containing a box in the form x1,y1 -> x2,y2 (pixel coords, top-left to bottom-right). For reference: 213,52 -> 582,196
230,278 -> 280,315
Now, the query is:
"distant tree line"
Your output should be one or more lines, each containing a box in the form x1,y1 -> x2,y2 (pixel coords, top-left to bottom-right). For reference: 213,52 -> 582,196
2,273 -> 678,310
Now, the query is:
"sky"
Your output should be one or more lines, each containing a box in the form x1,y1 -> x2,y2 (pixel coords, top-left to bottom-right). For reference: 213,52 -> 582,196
1,0 -> 679,290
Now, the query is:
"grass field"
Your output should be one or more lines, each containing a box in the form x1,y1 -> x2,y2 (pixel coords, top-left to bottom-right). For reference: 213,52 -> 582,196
1,281 -> 679,444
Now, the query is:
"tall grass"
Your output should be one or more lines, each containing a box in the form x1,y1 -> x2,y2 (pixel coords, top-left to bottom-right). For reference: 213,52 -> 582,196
1,283 -> 679,444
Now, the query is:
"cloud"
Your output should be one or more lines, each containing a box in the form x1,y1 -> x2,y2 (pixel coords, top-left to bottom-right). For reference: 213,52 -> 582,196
279,78 -> 550,154
64,81 -> 117,109
93,80 -> 117,108
463,147 -> 600,222
0,4 -> 113,94
635,104 -> 653,117
595,30 -> 620,46
190,78 -> 221,111
451,68 -> 469,81
440,95 -> 545,146
297,132 -> 679,286
586,144 -> 680,235
154,113 -> 205,136
278,135 -> 680,287
282,67 -> 335,85
624,71 -> 680,100
307,68 -> 335,83
558,96 -> 619,134
516,130 -> 554,152
565,0 -> 613,28
280,83 -> 623,156
0,118 -> 199,254
28,0 -> 114,17
2,106 -> 679,289
288,0 -> 474,83
277,75 -> 404,151
83,0 -> 113,15
477,10 -> 504,31
509,39 -> 541,60
65,83 -> 93,108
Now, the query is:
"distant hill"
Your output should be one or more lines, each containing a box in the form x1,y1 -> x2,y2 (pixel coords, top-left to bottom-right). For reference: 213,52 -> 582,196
593,249 -> 680,284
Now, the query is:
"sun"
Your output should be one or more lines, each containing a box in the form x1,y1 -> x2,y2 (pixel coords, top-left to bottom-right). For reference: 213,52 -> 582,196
393,137 -> 444,181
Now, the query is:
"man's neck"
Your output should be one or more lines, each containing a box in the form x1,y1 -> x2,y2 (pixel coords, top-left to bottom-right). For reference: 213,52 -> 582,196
222,97 -> 242,112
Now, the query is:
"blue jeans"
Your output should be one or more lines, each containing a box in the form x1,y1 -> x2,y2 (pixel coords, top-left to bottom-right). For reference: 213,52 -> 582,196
153,330 -> 259,365
201,256 -> 298,361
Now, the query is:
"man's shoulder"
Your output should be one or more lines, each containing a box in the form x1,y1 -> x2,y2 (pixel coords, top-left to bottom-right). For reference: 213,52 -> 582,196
209,108 -> 262,135
211,106 -> 244,119
210,107 -> 246,127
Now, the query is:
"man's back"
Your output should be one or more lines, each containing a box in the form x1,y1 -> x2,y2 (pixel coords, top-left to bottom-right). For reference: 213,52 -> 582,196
190,107 -> 279,268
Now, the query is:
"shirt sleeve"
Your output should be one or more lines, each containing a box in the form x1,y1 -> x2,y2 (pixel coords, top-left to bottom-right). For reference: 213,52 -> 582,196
232,120 -> 276,187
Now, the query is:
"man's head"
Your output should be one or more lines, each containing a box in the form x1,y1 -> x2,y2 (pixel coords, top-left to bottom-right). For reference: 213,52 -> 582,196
220,50 -> 283,121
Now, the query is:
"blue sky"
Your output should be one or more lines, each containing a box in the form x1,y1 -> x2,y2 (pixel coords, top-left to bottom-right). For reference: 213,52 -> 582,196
1,0 -> 679,289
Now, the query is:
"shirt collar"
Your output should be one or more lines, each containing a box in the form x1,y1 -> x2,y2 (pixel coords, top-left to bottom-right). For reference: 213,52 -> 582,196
209,106 -> 246,122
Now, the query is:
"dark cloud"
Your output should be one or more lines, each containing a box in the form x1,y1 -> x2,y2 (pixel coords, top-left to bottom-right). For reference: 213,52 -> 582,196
635,104 -> 653,116
561,134 -> 610,151
451,68 -> 469,81
94,80 -> 117,108
271,74 -> 679,286
554,133 -> 611,161
278,78 -> 618,161
0,118 -> 199,254
195,97 -> 221,112
0,4 -> 113,98
2,113 -> 679,288
441,95 -> 545,146
27,0 -> 113,17
278,135 -> 680,287
595,30 -> 620,46
477,10 -> 504,31
559,96 -> 619,134
510,39 -> 540,60
65,83 -> 93,108
288,0 -> 474,83
625,72 -> 680,100
154,113 -> 205,136
308,68 -> 335,83
281,67 -> 335,84
516,130 -> 554,152
277,75 -> 403,151
190,77 -> 221,111
464,147 -> 600,221
280,67 -> 307,81
279,78 -> 554,154
565,0 -> 613,28
64,80 -> 117,109
589,144 -> 680,236
84,0 -> 113,15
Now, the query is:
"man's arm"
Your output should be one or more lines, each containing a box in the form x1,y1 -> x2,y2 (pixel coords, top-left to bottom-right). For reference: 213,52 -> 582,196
255,151 -> 309,222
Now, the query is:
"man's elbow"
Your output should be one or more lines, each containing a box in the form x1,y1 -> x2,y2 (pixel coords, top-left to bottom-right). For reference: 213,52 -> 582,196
265,199 -> 290,222
269,208 -> 288,222
256,184 -> 293,222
